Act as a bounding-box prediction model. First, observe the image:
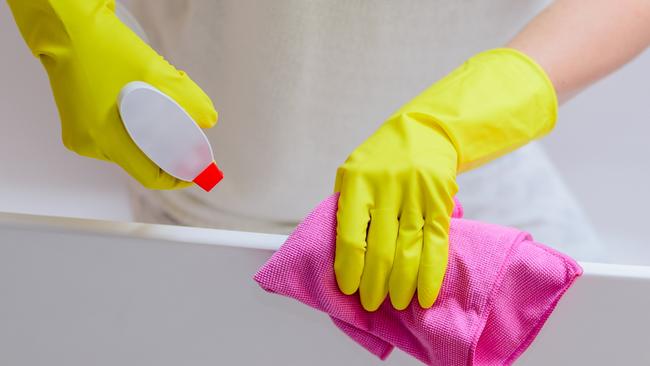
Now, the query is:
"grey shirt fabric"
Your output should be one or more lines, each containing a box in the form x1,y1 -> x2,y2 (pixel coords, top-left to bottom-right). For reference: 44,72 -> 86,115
120,0 -> 603,261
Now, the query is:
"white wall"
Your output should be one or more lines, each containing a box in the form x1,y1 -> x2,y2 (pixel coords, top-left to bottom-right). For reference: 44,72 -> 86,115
0,3 -> 133,221
542,50 -> 650,264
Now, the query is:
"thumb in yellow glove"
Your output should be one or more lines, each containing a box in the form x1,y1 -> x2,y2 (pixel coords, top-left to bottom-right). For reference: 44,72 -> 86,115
335,48 -> 558,311
7,0 -> 218,189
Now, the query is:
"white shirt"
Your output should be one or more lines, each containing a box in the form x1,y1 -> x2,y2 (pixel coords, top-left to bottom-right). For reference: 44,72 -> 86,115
123,0 -> 567,234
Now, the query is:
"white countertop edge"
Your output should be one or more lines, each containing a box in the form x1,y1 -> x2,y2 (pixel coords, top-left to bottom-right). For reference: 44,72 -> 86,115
0,210 -> 286,251
2,211 -> 650,279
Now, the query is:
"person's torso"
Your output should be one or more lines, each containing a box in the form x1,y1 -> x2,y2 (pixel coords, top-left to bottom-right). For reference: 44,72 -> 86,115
124,0 -> 550,233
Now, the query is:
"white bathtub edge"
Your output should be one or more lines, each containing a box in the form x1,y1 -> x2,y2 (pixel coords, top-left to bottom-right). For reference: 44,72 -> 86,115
0,210 -> 286,251
579,261 -> 650,279
3,211 -> 650,280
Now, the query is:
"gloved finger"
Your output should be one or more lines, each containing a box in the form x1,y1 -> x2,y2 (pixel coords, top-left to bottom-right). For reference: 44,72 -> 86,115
359,208 -> 399,312
389,210 -> 424,310
110,145 -> 191,190
334,175 -> 371,296
417,215 -> 450,308
149,66 -> 218,129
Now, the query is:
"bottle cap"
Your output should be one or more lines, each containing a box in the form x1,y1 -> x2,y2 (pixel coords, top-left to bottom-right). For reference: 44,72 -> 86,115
193,161 -> 223,192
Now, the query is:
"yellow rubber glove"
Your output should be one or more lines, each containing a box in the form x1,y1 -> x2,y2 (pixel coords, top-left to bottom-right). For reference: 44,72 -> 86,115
7,0 -> 217,189
335,48 -> 557,311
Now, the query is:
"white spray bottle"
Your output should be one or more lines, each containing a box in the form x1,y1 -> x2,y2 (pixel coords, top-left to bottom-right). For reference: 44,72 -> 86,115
118,81 -> 223,192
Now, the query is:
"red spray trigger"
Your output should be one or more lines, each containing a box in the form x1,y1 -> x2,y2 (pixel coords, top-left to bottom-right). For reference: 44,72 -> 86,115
193,162 -> 223,192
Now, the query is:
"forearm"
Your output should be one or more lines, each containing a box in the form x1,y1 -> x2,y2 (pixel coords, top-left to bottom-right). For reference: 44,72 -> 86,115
508,0 -> 650,103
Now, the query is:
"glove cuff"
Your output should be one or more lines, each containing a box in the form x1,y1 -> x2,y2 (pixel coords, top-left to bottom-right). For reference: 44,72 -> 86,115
7,0 -> 113,57
397,48 -> 558,172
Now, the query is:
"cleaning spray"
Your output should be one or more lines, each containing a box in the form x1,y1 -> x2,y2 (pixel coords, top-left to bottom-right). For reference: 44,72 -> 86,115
118,81 -> 223,192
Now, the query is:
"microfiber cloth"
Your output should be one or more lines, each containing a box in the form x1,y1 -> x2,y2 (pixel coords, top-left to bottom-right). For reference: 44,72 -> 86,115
254,194 -> 582,365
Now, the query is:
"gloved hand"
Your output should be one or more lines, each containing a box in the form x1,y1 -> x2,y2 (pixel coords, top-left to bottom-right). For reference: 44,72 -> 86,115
335,48 -> 558,311
7,0 -> 217,189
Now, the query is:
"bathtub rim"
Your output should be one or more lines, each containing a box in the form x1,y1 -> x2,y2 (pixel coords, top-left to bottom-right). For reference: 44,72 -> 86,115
1,210 -> 649,280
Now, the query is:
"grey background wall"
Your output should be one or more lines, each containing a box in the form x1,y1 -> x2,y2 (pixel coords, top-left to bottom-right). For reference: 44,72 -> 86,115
543,51 -> 650,264
0,2 -> 648,263
0,2 -> 132,221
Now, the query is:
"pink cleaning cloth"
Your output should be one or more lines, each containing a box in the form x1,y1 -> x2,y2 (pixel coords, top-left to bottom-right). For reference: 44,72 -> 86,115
254,194 -> 582,365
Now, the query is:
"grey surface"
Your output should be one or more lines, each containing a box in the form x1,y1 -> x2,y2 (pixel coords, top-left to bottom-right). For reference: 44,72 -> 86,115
1,215 -> 650,365
0,2 -> 132,221
0,222 -> 418,366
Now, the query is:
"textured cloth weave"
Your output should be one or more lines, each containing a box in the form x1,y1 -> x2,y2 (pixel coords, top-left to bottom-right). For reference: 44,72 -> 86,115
254,194 -> 582,365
